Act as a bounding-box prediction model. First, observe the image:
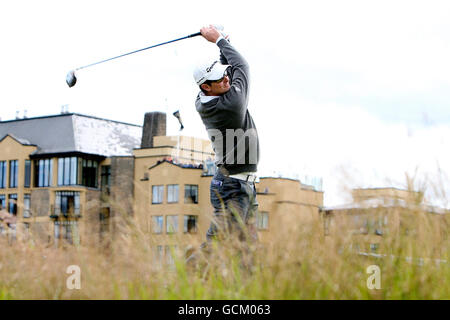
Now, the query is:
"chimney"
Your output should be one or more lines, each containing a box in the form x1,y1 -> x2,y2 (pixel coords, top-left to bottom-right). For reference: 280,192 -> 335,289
141,112 -> 166,148
61,105 -> 69,114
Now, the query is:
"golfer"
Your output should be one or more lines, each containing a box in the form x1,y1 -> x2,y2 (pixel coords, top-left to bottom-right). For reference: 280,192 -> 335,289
191,25 -> 260,266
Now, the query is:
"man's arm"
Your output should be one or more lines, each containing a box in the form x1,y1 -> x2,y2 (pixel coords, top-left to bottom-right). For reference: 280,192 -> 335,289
200,25 -> 250,108
200,26 -> 230,64
217,39 -> 249,96
218,38 -> 229,66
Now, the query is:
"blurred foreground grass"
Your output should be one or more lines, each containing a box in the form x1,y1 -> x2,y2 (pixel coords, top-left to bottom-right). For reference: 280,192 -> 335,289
0,205 -> 449,300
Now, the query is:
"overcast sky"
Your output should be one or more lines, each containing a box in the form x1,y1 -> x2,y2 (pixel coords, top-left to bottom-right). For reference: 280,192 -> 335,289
1,0 -> 449,207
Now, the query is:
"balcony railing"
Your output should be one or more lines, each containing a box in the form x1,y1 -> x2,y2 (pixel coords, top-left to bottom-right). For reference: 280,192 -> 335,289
50,205 -> 82,219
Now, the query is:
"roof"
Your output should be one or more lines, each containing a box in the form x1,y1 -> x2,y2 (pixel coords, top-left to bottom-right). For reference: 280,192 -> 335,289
0,113 -> 142,157
148,159 -> 204,170
259,176 -> 323,192
0,133 -> 35,146
324,199 -> 448,215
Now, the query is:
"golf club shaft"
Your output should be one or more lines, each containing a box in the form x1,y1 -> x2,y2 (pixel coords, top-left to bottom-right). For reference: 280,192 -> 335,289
76,32 -> 202,71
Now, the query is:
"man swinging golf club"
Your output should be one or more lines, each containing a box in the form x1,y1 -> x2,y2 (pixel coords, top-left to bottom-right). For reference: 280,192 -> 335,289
189,25 -> 260,269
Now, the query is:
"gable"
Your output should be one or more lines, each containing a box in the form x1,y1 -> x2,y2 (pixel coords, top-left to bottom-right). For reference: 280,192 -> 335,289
0,134 -> 37,159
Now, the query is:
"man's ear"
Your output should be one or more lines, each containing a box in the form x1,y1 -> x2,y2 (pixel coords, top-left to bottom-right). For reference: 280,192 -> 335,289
201,83 -> 211,92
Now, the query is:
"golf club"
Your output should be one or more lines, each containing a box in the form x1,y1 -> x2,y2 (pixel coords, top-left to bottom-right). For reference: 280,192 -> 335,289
66,31 -> 202,88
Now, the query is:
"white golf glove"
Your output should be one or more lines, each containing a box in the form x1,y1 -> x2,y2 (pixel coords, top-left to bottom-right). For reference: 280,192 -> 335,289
213,24 -> 230,41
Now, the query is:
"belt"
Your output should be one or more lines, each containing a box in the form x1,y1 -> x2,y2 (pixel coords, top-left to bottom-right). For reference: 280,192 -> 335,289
229,173 -> 259,183
218,166 -> 259,183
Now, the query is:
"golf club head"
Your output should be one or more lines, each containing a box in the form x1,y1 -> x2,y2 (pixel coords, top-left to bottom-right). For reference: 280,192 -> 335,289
173,110 -> 185,131
66,70 -> 77,88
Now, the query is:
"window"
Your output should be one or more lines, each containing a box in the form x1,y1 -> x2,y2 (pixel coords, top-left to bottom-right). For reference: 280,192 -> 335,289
377,215 -> 389,235
34,159 -> 53,187
184,185 -> 198,204
44,160 -> 49,186
9,160 -> 18,188
23,194 -> 31,218
101,166 -> 111,195
99,207 -> 110,238
374,216 -> 384,235
166,215 -> 178,234
54,220 -> 79,246
8,194 -> 17,215
152,185 -> 164,204
155,245 -> 164,264
54,221 -> 60,243
323,215 -> 331,236
54,191 -> 81,217
183,215 -> 198,233
0,194 -> 6,211
203,159 -> 216,175
24,160 -> 31,188
152,215 -> 163,234
58,157 -> 78,186
23,222 -> 30,239
165,245 -> 178,267
256,212 -> 269,230
0,161 -> 7,188
167,184 -> 179,203
352,214 -> 368,234
82,159 -> 98,188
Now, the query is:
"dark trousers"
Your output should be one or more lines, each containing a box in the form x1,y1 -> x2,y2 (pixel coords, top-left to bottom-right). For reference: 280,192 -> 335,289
186,169 -> 259,270
205,170 -> 259,243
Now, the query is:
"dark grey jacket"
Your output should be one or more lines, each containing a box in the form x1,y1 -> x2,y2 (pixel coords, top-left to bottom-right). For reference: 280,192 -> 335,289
195,39 -> 260,175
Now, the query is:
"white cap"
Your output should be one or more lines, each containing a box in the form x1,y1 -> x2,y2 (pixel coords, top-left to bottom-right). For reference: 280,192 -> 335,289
193,60 -> 230,86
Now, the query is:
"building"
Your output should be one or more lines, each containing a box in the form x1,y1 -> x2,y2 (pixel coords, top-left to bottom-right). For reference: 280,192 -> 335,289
4,110 -> 447,263
133,112 -> 324,260
322,187 -> 449,253
0,112 -> 141,246
4,110 -> 446,263
0,111 -> 324,254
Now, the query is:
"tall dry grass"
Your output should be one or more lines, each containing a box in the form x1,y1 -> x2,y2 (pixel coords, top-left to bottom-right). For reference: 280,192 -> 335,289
0,198 -> 448,300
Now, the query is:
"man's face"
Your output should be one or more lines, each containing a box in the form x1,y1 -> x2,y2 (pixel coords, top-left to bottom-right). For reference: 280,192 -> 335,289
202,73 -> 231,96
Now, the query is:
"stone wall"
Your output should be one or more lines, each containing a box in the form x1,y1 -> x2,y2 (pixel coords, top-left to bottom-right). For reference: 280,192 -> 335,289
30,189 -> 50,217
109,156 -> 135,238
141,112 -> 166,148
82,189 -> 101,246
